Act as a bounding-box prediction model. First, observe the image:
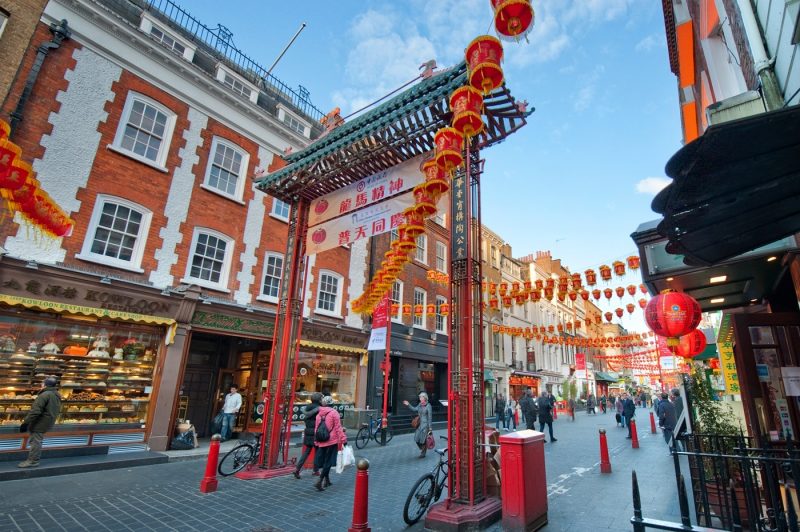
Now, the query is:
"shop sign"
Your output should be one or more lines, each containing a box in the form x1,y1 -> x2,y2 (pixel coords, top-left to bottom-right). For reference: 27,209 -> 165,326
302,325 -> 365,349
0,293 -> 174,326
718,341 -> 740,394
575,353 -> 586,379
191,311 -> 274,337
451,171 -> 467,260
367,293 -> 389,351
1,277 -> 172,315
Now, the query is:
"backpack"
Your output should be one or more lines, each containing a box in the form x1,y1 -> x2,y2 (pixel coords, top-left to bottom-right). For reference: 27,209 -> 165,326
315,413 -> 331,442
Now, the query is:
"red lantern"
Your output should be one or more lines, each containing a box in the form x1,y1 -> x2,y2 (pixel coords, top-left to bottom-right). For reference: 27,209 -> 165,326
585,318 -> 592,327
426,304 -> 436,315
402,208 -> 425,237
412,184 -> 437,218
0,139 -> 22,182
498,282 -> 508,296
511,281 -> 520,295
592,289 -> 601,301
556,291 -> 566,302
440,303 -> 450,316
422,159 -> 449,198
547,325 -> 554,333
489,298 -> 499,310
465,35 -> 504,95
638,298 -> 647,309
530,290 -> 541,302
580,290 -> 589,301
676,329 -> 707,358
414,304 -> 424,316
627,255 -> 641,270
557,276 -> 568,292
394,228 -> 417,252
535,279 -> 544,290
604,312 -> 613,323
615,287 -> 625,299
640,284 -> 648,294
544,286 -> 554,300
491,0 -> 534,41
0,159 -> 30,191
557,324 -> 564,333
644,291 -> 702,345
449,86 -> 484,137
612,261 -> 626,277
570,273 -> 582,290
502,296 -> 512,308
391,303 -> 400,315
615,308 -> 624,318
599,265 -> 612,281
434,127 -> 464,173
584,269 -> 597,286
626,284 -> 637,296
568,291 -> 577,302
626,303 -> 635,314
603,288 -> 613,300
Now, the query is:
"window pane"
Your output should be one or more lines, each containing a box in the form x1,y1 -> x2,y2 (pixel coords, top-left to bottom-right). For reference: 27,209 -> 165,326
317,274 -> 339,312
90,201 -> 144,262
189,232 -> 227,284
120,99 -> 167,162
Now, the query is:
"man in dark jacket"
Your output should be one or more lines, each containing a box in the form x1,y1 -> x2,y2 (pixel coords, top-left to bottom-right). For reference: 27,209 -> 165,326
519,388 -> 538,431
494,393 -> 506,431
623,392 -> 636,439
19,375 -> 62,468
656,392 -> 677,449
294,392 -> 322,478
537,391 -> 556,442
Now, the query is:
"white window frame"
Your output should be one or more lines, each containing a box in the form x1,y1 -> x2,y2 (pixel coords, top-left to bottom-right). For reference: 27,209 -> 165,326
433,211 -> 446,226
315,270 -> 343,318
110,92 -> 176,170
492,331 -> 501,361
413,288 -> 427,328
201,136 -> 249,203
277,105 -> 311,138
139,12 -> 196,61
0,11 -> 8,39
435,296 -> 447,334
390,228 -> 399,242
181,228 -> 234,292
435,241 -> 447,272
391,281 -> 404,322
491,246 -> 498,268
256,252 -> 284,303
270,198 -> 291,221
215,63 -> 259,104
415,234 -> 428,264
76,195 -> 152,273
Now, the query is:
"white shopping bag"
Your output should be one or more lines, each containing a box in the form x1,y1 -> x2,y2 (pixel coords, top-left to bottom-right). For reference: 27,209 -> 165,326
335,449 -> 345,474
342,444 -> 355,467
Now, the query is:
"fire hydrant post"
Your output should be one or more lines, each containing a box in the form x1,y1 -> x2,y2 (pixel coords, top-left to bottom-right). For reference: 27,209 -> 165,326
599,429 -> 611,473
630,418 -> 640,449
348,458 -> 370,532
200,434 -> 221,493
649,411 -> 657,434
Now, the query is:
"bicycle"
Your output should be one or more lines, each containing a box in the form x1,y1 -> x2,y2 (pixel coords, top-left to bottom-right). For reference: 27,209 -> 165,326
403,436 -> 448,525
217,432 -> 262,476
354,412 -> 394,449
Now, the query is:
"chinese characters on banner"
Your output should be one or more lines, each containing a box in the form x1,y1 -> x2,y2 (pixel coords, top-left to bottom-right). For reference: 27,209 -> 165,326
451,173 -> 467,260
367,293 -> 390,351
575,352 -> 586,379
718,341 -> 740,394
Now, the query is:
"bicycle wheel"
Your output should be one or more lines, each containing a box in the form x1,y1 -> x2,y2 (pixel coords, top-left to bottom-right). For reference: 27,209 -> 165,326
377,427 -> 393,445
217,444 -> 255,476
354,427 -> 371,449
403,473 -> 435,525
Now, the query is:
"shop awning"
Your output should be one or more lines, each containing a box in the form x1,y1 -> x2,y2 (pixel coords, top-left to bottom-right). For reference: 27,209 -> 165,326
693,343 -> 719,361
299,340 -> 367,355
595,372 -> 620,382
511,370 -> 540,378
652,105 -> 800,266
483,369 -> 495,382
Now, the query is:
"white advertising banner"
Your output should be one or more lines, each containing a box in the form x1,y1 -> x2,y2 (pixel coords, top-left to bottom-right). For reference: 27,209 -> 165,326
306,193 -> 415,256
308,156 -> 425,227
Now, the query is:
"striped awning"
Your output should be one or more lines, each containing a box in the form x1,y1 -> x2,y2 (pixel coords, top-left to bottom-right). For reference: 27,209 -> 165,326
299,340 -> 367,355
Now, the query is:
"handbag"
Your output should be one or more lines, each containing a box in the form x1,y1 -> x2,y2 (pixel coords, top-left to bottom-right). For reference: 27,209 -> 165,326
210,412 -> 223,434
411,415 -> 420,429
426,431 -> 435,449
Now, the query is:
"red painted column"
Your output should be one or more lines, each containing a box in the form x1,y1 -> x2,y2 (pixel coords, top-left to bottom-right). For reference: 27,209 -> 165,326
199,434 -> 221,493
630,418 -> 640,449
348,459 -> 371,532
649,411 -> 657,434
599,429 -> 611,473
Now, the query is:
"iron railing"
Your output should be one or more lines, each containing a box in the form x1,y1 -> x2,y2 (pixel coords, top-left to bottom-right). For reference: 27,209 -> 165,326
143,0 -> 324,121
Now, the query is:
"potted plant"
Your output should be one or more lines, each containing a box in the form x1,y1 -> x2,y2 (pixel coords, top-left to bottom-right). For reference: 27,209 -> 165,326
121,338 -> 144,361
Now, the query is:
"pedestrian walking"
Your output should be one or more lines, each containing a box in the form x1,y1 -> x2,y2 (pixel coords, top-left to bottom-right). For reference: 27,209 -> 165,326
18,375 -> 62,468
219,384 -> 242,441
294,392 -> 322,479
600,394 -> 607,414
313,395 -> 347,491
537,391 -> 556,442
404,392 -> 433,458
568,397 -> 576,420
615,395 -> 625,427
506,399 -> 517,430
623,393 -> 636,439
494,393 -> 505,431
656,392 -> 677,450
519,388 -> 537,431
586,394 -> 596,415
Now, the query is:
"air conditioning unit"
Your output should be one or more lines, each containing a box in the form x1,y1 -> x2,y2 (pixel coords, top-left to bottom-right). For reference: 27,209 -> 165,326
706,91 -> 765,126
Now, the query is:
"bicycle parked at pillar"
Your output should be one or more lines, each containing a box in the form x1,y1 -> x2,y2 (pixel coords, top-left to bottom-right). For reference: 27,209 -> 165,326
403,436 -> 449,525
354,412 -> 393,449
217,432 -> 262,476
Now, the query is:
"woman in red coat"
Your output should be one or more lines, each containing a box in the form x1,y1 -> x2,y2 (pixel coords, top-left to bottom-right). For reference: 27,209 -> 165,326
313,395 -> 347,491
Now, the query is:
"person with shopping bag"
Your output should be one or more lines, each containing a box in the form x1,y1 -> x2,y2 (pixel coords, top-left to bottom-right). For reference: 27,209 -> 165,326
404,392 -> 433,458
313,395 -> 347,491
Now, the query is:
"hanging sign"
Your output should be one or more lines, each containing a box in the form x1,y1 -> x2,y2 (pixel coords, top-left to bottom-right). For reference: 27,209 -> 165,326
718,341 -> 740,394
367,293 -> 390,351
575,352 -> 586,379
308,156 -> 424,226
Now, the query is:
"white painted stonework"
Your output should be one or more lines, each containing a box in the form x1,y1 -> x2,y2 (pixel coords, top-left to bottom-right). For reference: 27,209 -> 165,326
233,146 -> 274,304
303,254 -> 317,318
345,239 -> 368,330
4,47 -> 121,263
149,107 -> 207,288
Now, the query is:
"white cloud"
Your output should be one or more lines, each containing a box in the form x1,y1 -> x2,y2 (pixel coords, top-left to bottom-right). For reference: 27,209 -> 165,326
635,35 -> 660,52
635,177 -> 671,195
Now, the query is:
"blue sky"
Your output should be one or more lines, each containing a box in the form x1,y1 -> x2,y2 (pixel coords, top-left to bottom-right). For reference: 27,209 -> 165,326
186,0 -> 681,276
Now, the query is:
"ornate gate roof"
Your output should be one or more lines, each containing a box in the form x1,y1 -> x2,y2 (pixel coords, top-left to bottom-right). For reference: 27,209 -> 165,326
255,61 -> 532,203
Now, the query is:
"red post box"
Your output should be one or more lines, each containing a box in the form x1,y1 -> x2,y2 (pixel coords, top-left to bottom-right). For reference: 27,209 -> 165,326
499,430 -> 548,531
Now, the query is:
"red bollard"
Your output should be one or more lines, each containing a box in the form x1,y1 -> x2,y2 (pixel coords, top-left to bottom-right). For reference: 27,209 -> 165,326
348,458 -> 370,532
630,418 -> 640,449
553,405 -> 558,420
649,411 -> 657,434
200,434 -> 221,493
599,429 -> 611,473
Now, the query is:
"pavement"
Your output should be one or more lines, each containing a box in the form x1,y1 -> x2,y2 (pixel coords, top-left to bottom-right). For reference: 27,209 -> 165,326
0,408 -> 684,531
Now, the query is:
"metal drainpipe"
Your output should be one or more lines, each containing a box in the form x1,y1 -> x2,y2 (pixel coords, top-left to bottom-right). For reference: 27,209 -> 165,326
9,19 -> 71,137
737,0 -> 783,110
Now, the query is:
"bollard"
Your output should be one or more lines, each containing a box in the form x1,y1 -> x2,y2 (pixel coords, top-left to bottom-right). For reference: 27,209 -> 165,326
348,458 -> 370,532
553,405 -> 558,420
630,418 -> 640,449
599,429 -> 611,473
200,434 -> 221,493
649,411 -> 657,434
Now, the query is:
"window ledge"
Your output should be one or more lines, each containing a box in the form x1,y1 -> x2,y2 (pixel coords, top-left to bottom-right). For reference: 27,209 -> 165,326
255,295 -> 279,304
314,309 -> 342,319
268,213 -> 289,223
75,253 -> 145,273
199,184 -> 246,205
107,144 -> 169,173
179,277 -> 231,293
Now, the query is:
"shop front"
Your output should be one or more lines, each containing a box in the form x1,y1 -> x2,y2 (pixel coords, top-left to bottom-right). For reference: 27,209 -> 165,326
508,372 -> 540,402
0,258 -> 175,456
